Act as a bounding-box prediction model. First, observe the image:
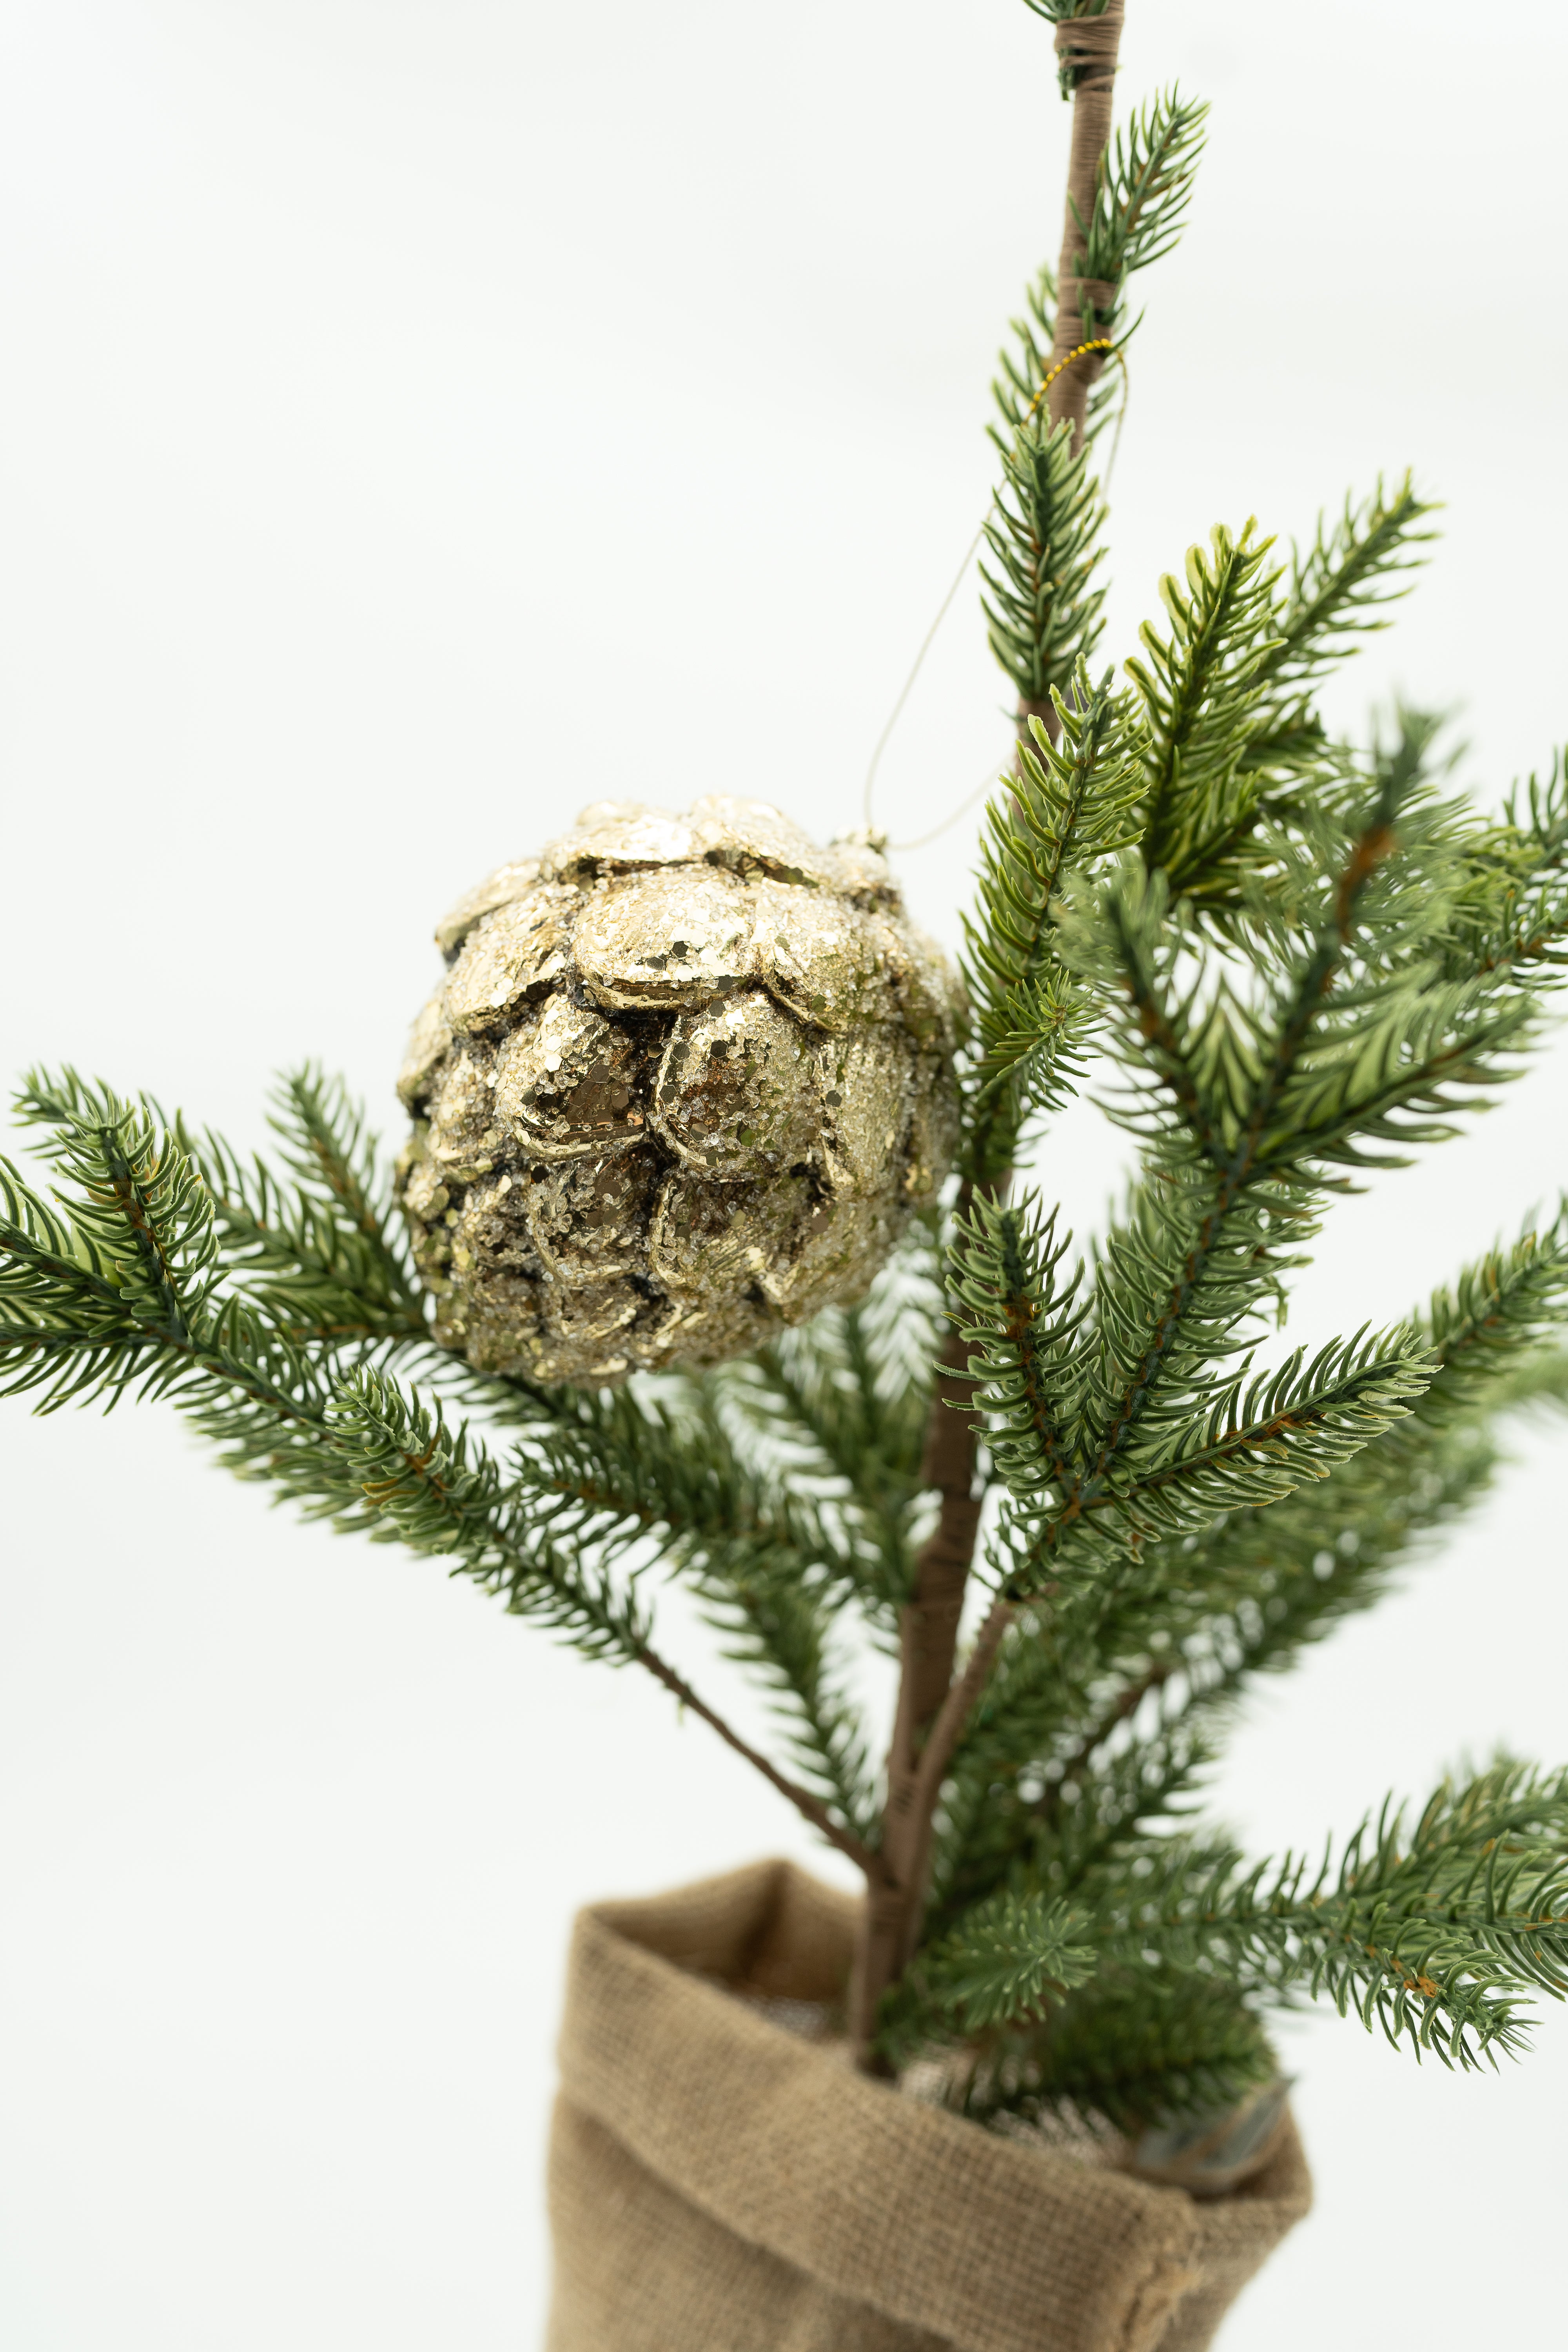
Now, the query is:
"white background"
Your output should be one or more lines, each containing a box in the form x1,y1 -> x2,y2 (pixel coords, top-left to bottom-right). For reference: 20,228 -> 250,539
2,1 -> 1565,2343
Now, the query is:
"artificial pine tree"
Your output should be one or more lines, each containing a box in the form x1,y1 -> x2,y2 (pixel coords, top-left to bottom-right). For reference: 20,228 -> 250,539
4,0 -> 1568,2313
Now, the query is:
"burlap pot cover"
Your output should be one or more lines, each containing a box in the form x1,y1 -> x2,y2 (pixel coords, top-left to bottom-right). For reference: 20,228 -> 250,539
547,1860 -> 1311,2352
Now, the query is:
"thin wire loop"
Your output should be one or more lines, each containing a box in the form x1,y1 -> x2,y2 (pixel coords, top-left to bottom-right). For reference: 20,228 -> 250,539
885,755 -> 1006,853
863,338 -> 1127,846
859,519 -> 992,831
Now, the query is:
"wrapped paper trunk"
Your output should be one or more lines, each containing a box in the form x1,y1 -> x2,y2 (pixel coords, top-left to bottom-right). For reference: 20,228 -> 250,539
547,1861 -> 1311,2352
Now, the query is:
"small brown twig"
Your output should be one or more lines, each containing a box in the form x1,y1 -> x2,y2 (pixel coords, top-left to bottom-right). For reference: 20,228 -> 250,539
906,1598 -> 1020,1838
848,1306 -> 986,2053
634,1641 -> 882,1878
890,1595 -> 1021,1958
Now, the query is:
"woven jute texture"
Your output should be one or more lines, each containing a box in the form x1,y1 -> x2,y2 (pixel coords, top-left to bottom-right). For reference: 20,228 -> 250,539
546,1860 -> 1311,2352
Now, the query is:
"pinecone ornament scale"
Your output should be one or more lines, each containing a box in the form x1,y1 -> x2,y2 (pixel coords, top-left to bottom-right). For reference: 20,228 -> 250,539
397,797 -> 963,1385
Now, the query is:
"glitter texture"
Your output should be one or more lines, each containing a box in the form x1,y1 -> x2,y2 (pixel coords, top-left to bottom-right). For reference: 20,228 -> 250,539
396,796 -> 964,1385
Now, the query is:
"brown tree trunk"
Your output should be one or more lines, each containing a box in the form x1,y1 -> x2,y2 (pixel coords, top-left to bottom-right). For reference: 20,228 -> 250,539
849,1320 -> 982,2059
1046,4 -> 1125,450
850,2 -> 1131,2072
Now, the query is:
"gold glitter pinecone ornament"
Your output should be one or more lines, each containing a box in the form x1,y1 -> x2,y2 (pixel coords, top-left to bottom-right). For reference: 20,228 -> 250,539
395,796 -> 964,1385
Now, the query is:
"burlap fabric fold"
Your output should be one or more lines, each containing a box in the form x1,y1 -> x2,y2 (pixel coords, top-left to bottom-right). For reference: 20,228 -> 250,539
546,1860 -> 1310,2352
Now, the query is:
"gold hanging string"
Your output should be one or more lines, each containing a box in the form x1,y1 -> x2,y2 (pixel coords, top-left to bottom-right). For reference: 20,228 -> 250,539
865,338 -> 1127,851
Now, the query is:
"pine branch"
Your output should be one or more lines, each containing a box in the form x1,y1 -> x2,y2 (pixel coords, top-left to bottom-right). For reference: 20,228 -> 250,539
323,1364 -> 545,1573
886,699 -> 1557,2041
1039,771 -> 1537,1538
0,1078 -> 884,1862
325,1363 -> 879,1865
0,1151 -> 183,1413
17,1065 -> 427,1356
879,1887 -> 1094,2059
1442,753 -> 1568,985
1414,1208 -> 1568,1416
1103,1764 -> 1568,2069
1147,485 -> 1441,914
523,1383 -> 861,1598
962,671 -> 1142,1184
980,421 -> 1107,720
187,1065 -> 426,1344
849,0 -> 1146,2051
940,1971 -> 1276,2138
1494,1343 -> 1568,1413
0,1086 -> 334,1435
728,1234 -> 946,1628
992,262 -> 1058,437
852,1221 -> 1000,2053
952,1189 -> 1431,1578
947,1190 -> 1087,1503
1258,475 -> 1439,701
738,1341 -> 916,1624
929,1655 -> 1221,1956
1038,1330 -> 1431,1571
1126,521 -> 1283,898
931,1206 -> 1568,1941
917,1763 -> 1568,2087
13,1072 -> 221,1327
1075,87 -> 1209,315
926,826 -> 1564,1930
973,968 -> 1098,1135
513,1384 -> 879,1833
1131,1213 -> 1568,1681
